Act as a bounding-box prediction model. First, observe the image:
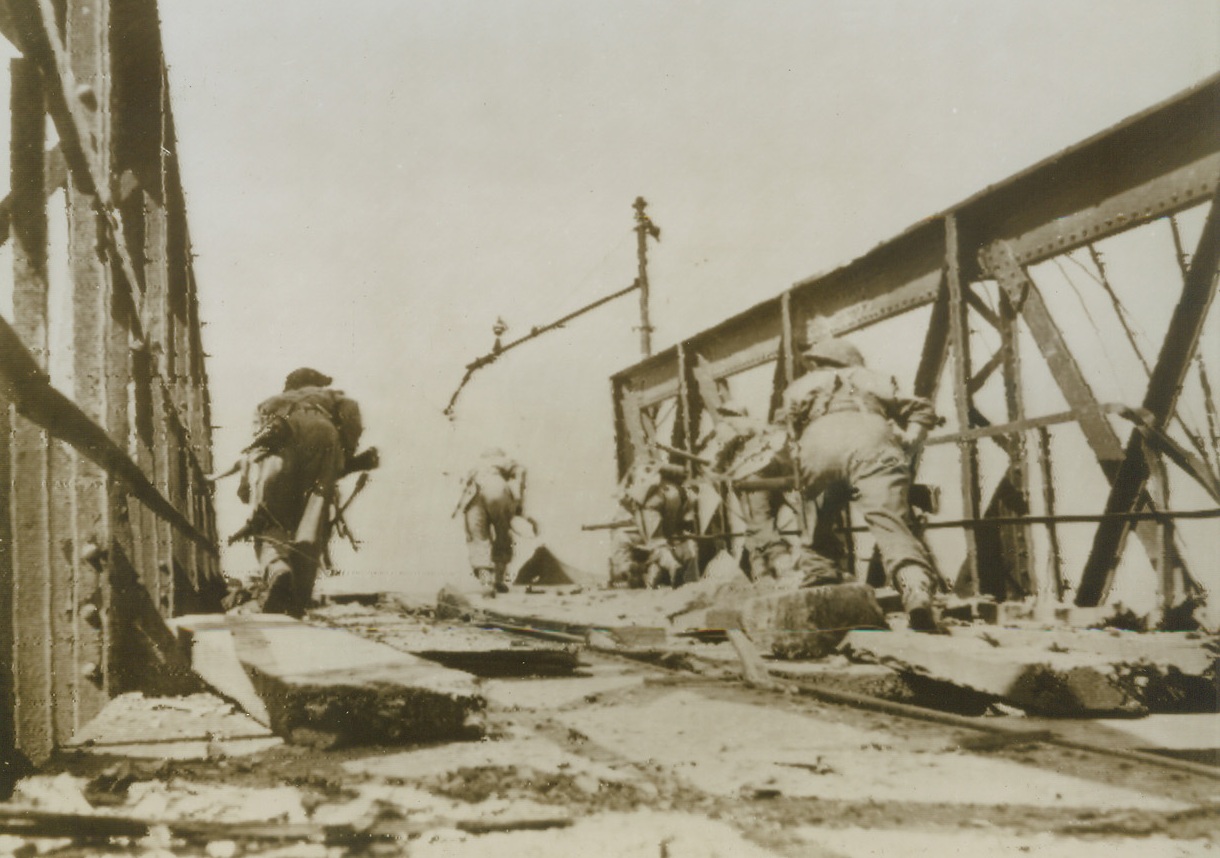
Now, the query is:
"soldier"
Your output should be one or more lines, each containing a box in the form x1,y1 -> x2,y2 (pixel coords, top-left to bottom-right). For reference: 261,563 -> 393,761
457,448 -> 533,597
626,460 -> 700,589
235,367 -> 366,617
778,337 -> 945,631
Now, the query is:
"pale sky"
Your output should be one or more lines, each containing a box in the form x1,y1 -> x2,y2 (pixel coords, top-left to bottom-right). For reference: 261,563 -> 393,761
153,1 -> 1220,601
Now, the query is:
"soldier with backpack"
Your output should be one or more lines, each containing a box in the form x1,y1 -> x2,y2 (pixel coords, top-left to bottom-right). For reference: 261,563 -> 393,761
233,367 -> 375,616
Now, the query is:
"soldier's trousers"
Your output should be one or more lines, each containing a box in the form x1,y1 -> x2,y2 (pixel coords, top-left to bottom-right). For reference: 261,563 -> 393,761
464,495 -> 514,583
249,410 -> 341,617
797,414 -> 939,612
255,524 -> 322,619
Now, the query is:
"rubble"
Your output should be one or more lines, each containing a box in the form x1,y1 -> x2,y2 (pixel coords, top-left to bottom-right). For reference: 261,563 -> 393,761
312,601 -> 582,677
739,583 -> 889,659
840,629 -> 1153,717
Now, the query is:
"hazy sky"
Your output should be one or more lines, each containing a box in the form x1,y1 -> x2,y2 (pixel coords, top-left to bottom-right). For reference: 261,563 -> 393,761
155,1 -> 1220,599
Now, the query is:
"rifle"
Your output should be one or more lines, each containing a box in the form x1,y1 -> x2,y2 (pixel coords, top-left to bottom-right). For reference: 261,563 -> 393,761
207,417 -> 290,483
331,471 -> 371,551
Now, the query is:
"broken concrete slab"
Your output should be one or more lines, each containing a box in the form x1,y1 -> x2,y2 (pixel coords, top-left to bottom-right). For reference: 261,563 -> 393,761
841,629 -> 1150,717
65,692 -> 280,760
311,603 -> 582,677
953,627 -> 1218,713
441,587 -> 674,649
171,615 -> 485,745
740,583 -> 888,659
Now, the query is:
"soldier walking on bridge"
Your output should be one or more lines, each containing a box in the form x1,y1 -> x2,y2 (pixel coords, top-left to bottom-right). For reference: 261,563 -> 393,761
779,337 -> 945,631
457,448 -> 535,597
233,368 -> 368,617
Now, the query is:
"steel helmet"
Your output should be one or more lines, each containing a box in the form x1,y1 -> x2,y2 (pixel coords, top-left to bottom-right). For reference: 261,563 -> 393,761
802,337 -> 865,368
284,367 -> 333,391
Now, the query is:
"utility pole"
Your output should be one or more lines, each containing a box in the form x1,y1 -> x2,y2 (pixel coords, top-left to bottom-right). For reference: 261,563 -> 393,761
634,196 -> 661,356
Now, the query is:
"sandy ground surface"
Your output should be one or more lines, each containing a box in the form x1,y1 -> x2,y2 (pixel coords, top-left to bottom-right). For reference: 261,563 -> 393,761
2,597 -> 1216,856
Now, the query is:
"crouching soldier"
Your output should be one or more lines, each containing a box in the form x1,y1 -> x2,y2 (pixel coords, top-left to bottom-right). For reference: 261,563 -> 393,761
457,449 -> 534,597
779,337 -> 945,631
611,458 -> 699,589
232,367 -> 370,617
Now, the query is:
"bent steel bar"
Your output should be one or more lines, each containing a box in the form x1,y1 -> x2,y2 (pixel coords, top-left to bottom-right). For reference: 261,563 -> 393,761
0,316 -> 217,554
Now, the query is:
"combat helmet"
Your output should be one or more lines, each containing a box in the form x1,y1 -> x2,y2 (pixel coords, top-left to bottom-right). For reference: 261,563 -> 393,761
284,367 -> 333,391
801,337 -> 864,369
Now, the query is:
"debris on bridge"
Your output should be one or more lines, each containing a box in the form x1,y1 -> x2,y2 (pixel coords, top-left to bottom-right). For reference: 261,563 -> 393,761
0,1 -> 1216,854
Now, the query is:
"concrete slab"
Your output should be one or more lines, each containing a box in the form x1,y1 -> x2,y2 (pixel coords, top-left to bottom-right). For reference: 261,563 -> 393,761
740,584 -> 888,659
841,629 -> 1148,716
68,692 -> 273,746
169,615 -> 282,724
65,691 -> 280,760
956,627 -> 1218,712
556,690 -> 1189,810
459,588 -> 677,636
311,604 -> 582,677
172,615 -> 485,745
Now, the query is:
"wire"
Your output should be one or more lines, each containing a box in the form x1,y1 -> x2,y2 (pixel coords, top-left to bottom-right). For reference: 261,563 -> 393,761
1050,257 -> 1125,393
1076,247 -> 1153,375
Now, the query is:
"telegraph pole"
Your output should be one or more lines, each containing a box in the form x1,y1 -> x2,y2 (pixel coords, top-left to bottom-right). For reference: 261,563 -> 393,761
633,196 -> 661,356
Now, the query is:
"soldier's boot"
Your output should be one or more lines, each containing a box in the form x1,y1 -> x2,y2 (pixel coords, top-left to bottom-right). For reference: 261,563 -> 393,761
762,544 -> 799,585
493,563 -> 510,594
895,564 -> 946,634
793,547 -> 849,588
473,566 -> 497,598
261,560 -> 298,617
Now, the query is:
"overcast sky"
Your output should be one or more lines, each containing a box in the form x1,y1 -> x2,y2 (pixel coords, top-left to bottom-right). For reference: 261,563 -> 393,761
156,1 -> 1219,600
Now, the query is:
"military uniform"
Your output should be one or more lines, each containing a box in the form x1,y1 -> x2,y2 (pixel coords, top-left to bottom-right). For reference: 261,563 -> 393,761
779,339 -> 942,628
611,459 -> 699,589
243,369 -> 363,617
700,413 -> 800,580
459,449 -> 527,595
